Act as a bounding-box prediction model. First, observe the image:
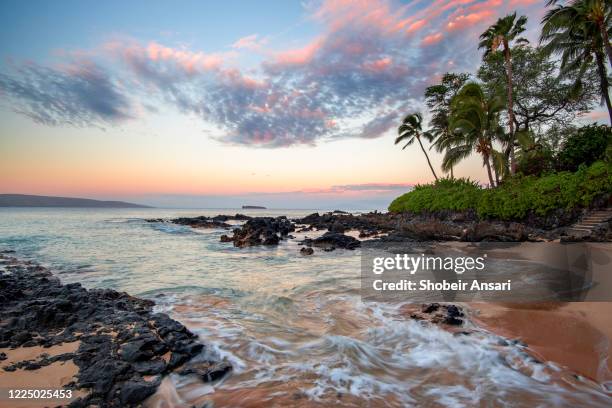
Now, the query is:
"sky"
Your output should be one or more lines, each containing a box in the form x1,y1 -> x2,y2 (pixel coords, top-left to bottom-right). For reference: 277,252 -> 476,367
0,0 -> 602,209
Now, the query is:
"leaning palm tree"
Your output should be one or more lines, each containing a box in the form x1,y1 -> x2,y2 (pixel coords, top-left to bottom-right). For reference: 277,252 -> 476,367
479,12 -> 528,174
541,0 -> 612,123
446,83 -> 506,187
396,113 -> 438,181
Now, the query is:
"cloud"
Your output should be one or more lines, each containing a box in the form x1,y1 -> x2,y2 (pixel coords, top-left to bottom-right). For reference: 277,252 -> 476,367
0,59 -> 132,127
312,182 -> 414,193
421,32 -> 444,45
0,0 -> 545,146
232,34 -> 268,51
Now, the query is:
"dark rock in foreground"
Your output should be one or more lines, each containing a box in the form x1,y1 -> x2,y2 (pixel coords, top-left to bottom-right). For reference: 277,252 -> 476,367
409,303 -> 465,326
0,254 -> 230,407
221,216 -> 295,247
300,232 -> 361,250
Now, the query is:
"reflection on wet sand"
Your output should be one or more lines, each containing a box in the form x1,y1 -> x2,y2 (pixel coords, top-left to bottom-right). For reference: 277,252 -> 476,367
471,301 -> 612,385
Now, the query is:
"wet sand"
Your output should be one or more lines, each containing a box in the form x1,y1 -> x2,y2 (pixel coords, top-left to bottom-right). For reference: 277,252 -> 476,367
0,342 -> 86,408
471,302 -> 612,385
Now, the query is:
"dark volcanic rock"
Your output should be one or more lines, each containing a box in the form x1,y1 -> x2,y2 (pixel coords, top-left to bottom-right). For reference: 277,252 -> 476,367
0,254 -> 231,408
172,216 -> 231,229
301,232 -> 361,250
212,213 -> 252,222
461,222 -> 528,242
146,214 -> 253,229
300,247 -> 314,256
294,211 -> 394,237
410,303 -> 465,326
220,216 -> 295,247
179,360 -> 233,383
120,379 -> 161,405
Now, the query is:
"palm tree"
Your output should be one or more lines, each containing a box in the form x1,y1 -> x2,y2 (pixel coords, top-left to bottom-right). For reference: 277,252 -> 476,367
546,0 -> 612,66
430,131 -> 455,179
446,83 -> 506,187
541,0 -> 612,123
424,73 -> 471,179
479,12 -> 528,174
396,113 -> 438,181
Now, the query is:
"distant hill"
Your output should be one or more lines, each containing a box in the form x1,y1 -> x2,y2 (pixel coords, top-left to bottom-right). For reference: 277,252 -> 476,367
0,194 -> 151,208
242,205 -> 266,209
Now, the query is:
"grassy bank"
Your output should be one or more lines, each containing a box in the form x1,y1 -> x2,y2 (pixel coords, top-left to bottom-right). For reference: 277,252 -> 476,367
389,161 -> 612,220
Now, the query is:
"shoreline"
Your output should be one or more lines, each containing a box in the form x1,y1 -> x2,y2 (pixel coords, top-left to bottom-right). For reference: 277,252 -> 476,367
2,208 -> 612,406
149,208 -> 612,250
0,252 -> 231,407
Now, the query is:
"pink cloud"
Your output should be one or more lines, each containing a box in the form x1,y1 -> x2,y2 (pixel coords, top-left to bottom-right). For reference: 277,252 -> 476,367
446,10 -> 494,31
273,37 -> 324,66
232,34 -> 267,50
510,0 -> 539,5
406,19 -> 428,34
363,57 -> 393,72
580,110 -> 608,122
421,32 -> 444,46
105,40 -> 231,75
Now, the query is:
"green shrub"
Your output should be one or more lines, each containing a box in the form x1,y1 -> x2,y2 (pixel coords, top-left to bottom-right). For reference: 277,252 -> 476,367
516,146 -> 554,176
388,161 -> 612,220
556,124 -> 611,171
388,178 -> 481,213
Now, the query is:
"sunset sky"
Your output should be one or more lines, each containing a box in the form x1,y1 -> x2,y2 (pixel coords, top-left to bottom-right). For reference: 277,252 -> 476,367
0,0 -> 604,208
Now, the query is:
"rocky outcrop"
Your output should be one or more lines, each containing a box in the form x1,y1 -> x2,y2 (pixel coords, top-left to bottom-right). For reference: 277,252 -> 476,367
221,216 -> 295,247
146,214 -> 252,229
295,211 -> 396,238
0,254 -> 230,407
172,216 -> 231,228
300,232 -> 361,250
211,214 -> 252,222
461,221 -> 529,242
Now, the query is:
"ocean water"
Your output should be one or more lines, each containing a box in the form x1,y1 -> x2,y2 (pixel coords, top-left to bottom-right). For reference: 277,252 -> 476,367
1,208 -> 611,407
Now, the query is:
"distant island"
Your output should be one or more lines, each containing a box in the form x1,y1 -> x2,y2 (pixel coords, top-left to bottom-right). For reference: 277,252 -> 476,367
242,205 -> 266,209
0,194 -> 150,208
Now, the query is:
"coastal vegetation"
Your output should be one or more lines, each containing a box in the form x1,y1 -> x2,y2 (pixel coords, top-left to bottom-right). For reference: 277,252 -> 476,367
389,161 -> 612,220
392,0 -> 612,219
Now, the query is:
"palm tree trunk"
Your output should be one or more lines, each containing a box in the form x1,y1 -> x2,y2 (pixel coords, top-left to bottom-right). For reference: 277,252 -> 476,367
490,142 -> 501,186
493,157 -> 500,186
595,49 -> 612,124
503,41 -> 516,175
484,154 -> 495,188
599,20 -> 612,68
450,165 -> 454,180
416,136 -> 438,181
